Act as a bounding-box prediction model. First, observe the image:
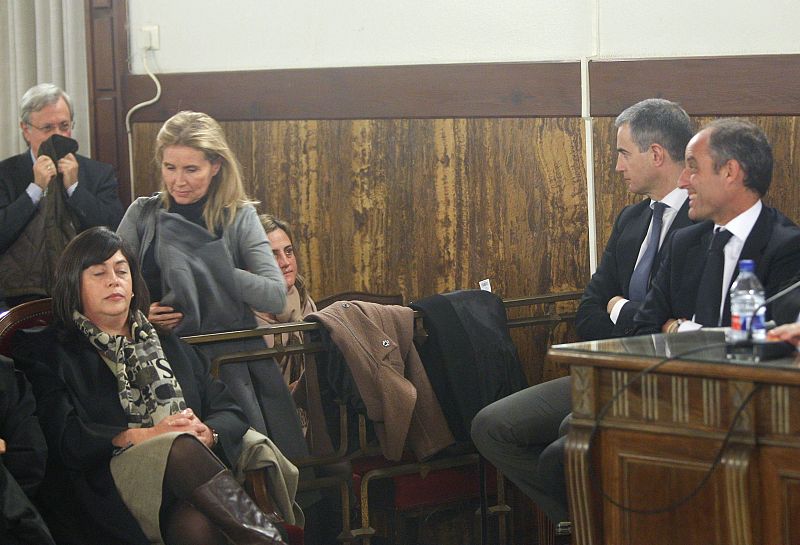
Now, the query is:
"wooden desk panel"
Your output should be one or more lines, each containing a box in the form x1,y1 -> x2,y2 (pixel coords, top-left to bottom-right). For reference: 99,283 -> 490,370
600,429 -> 729,545
551,335 -> 800,545
759,446 -> 800,545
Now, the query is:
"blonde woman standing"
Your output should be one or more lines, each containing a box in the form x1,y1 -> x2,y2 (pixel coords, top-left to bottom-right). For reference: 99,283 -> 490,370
118,112 -> 307,460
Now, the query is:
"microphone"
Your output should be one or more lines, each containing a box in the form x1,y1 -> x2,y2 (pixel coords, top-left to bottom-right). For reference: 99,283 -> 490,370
747,276 -> 800,339
731,276 -> 800,359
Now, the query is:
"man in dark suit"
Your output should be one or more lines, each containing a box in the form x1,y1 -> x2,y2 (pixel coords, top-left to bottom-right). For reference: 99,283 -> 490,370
634,119 -> 800,334
0,83 -> 123,307
576,98 -> 695,340
472,98 -> 694,534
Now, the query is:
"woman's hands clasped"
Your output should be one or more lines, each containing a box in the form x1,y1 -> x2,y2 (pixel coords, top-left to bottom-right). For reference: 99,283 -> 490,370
112,408 -> 216,449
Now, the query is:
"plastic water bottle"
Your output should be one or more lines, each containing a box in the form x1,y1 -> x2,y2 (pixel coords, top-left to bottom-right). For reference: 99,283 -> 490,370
728,259 -> 766,342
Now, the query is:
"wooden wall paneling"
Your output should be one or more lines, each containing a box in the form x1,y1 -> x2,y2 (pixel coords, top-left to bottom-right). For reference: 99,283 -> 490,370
90,14 -> 114,90
219,120 -> 256,196
736,116 -> 800,225
252,120 -> 324,293
590,117 -> 642,259
124,62 -> 583,122
589,56 -> 800,117
94,97 -> 119,169
85,0 -> 130,202
350,119 -> 394,294
130,123 -> 160,196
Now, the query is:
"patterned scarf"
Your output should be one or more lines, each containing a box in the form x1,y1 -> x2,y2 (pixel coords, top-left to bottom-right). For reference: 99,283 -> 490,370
73,310 -> 187,428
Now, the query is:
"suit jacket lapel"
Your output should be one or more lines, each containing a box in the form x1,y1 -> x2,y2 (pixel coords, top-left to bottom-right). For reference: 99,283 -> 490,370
12,152 -> 35,192
669,198 -> 693,232
654,198 -> 693,279
738,206 -> 771,264
682,225 -> 714,319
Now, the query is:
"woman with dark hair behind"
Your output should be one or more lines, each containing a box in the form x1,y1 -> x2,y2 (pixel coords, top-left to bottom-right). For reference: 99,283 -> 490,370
13,227 -> 285,545
254,214 -> 317,391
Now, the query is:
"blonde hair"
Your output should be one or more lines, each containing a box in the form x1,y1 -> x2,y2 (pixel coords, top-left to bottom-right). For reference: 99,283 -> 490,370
259,213 -> 310,307
155,111 -> 256,230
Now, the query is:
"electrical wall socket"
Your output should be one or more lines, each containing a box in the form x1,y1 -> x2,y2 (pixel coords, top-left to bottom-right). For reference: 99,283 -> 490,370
142,25 -> 160,50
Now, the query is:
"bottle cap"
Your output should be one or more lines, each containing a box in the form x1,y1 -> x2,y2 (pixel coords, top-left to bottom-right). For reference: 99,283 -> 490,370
738,259 -> 755,272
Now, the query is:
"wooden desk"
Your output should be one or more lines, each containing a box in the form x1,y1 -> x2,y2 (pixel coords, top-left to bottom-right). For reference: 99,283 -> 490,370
548,331 -> 800,545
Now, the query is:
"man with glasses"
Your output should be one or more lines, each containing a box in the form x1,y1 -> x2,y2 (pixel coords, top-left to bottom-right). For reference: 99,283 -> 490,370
0,83 -> 124,307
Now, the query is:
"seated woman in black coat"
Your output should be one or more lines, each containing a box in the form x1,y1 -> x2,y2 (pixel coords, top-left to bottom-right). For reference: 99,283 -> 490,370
13,227 -> 285,545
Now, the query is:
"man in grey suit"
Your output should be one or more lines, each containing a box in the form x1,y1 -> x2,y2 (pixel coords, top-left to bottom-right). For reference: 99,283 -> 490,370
472,98 -> 694,531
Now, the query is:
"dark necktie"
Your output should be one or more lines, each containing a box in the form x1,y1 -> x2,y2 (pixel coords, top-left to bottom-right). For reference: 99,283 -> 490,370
693,228 -> 734,327
628,202 -> 668,302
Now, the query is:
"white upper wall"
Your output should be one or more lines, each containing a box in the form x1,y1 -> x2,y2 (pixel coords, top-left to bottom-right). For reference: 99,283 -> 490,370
128,0 -> 800,74
598,0 -> 800,58
128,0 -> 592,73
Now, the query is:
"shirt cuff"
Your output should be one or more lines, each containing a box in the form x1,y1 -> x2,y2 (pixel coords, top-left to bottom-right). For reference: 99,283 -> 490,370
678,320 -> 703,332
26,183 -> 43,204
66,181 -> 78,197
609,298 -> 629,324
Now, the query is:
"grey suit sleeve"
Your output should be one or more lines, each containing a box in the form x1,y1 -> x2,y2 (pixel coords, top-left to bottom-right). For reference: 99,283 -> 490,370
230,206 -> 287,314
575,208 -> 629,340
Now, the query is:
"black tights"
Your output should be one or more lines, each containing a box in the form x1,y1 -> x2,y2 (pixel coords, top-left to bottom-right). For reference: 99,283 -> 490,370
159,435 -> 227,545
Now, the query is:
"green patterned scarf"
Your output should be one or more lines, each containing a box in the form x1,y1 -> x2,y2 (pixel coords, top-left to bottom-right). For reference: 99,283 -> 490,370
73,310 -> 187,428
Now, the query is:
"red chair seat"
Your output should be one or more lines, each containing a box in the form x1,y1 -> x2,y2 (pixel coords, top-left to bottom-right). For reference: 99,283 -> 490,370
283,524 -> 304,545
351,454 -> 496,511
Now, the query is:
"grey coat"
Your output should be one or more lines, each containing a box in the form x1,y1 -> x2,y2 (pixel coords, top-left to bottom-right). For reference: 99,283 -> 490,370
117,194 -> 286,330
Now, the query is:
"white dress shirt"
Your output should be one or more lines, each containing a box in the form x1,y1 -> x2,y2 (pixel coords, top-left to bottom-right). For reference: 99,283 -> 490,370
680,200 -> 763,331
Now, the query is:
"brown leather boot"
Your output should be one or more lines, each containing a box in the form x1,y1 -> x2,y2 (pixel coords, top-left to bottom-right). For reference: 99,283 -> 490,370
190,469 -> 288,545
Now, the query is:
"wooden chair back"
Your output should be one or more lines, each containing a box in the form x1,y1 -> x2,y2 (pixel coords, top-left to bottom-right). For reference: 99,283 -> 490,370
0,298 -> 53,358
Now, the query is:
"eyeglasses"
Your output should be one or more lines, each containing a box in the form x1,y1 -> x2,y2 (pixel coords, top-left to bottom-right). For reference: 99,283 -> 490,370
26,121 -> 74,133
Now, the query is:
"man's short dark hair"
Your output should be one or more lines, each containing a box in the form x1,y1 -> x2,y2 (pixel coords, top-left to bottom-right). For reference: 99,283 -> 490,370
704,118 -> 773,196
51,227 -> 150,336
615,98 -> 693,162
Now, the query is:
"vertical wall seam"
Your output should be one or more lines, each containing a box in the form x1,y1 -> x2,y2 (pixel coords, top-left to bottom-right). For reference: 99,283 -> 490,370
583,0 -> 601,274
